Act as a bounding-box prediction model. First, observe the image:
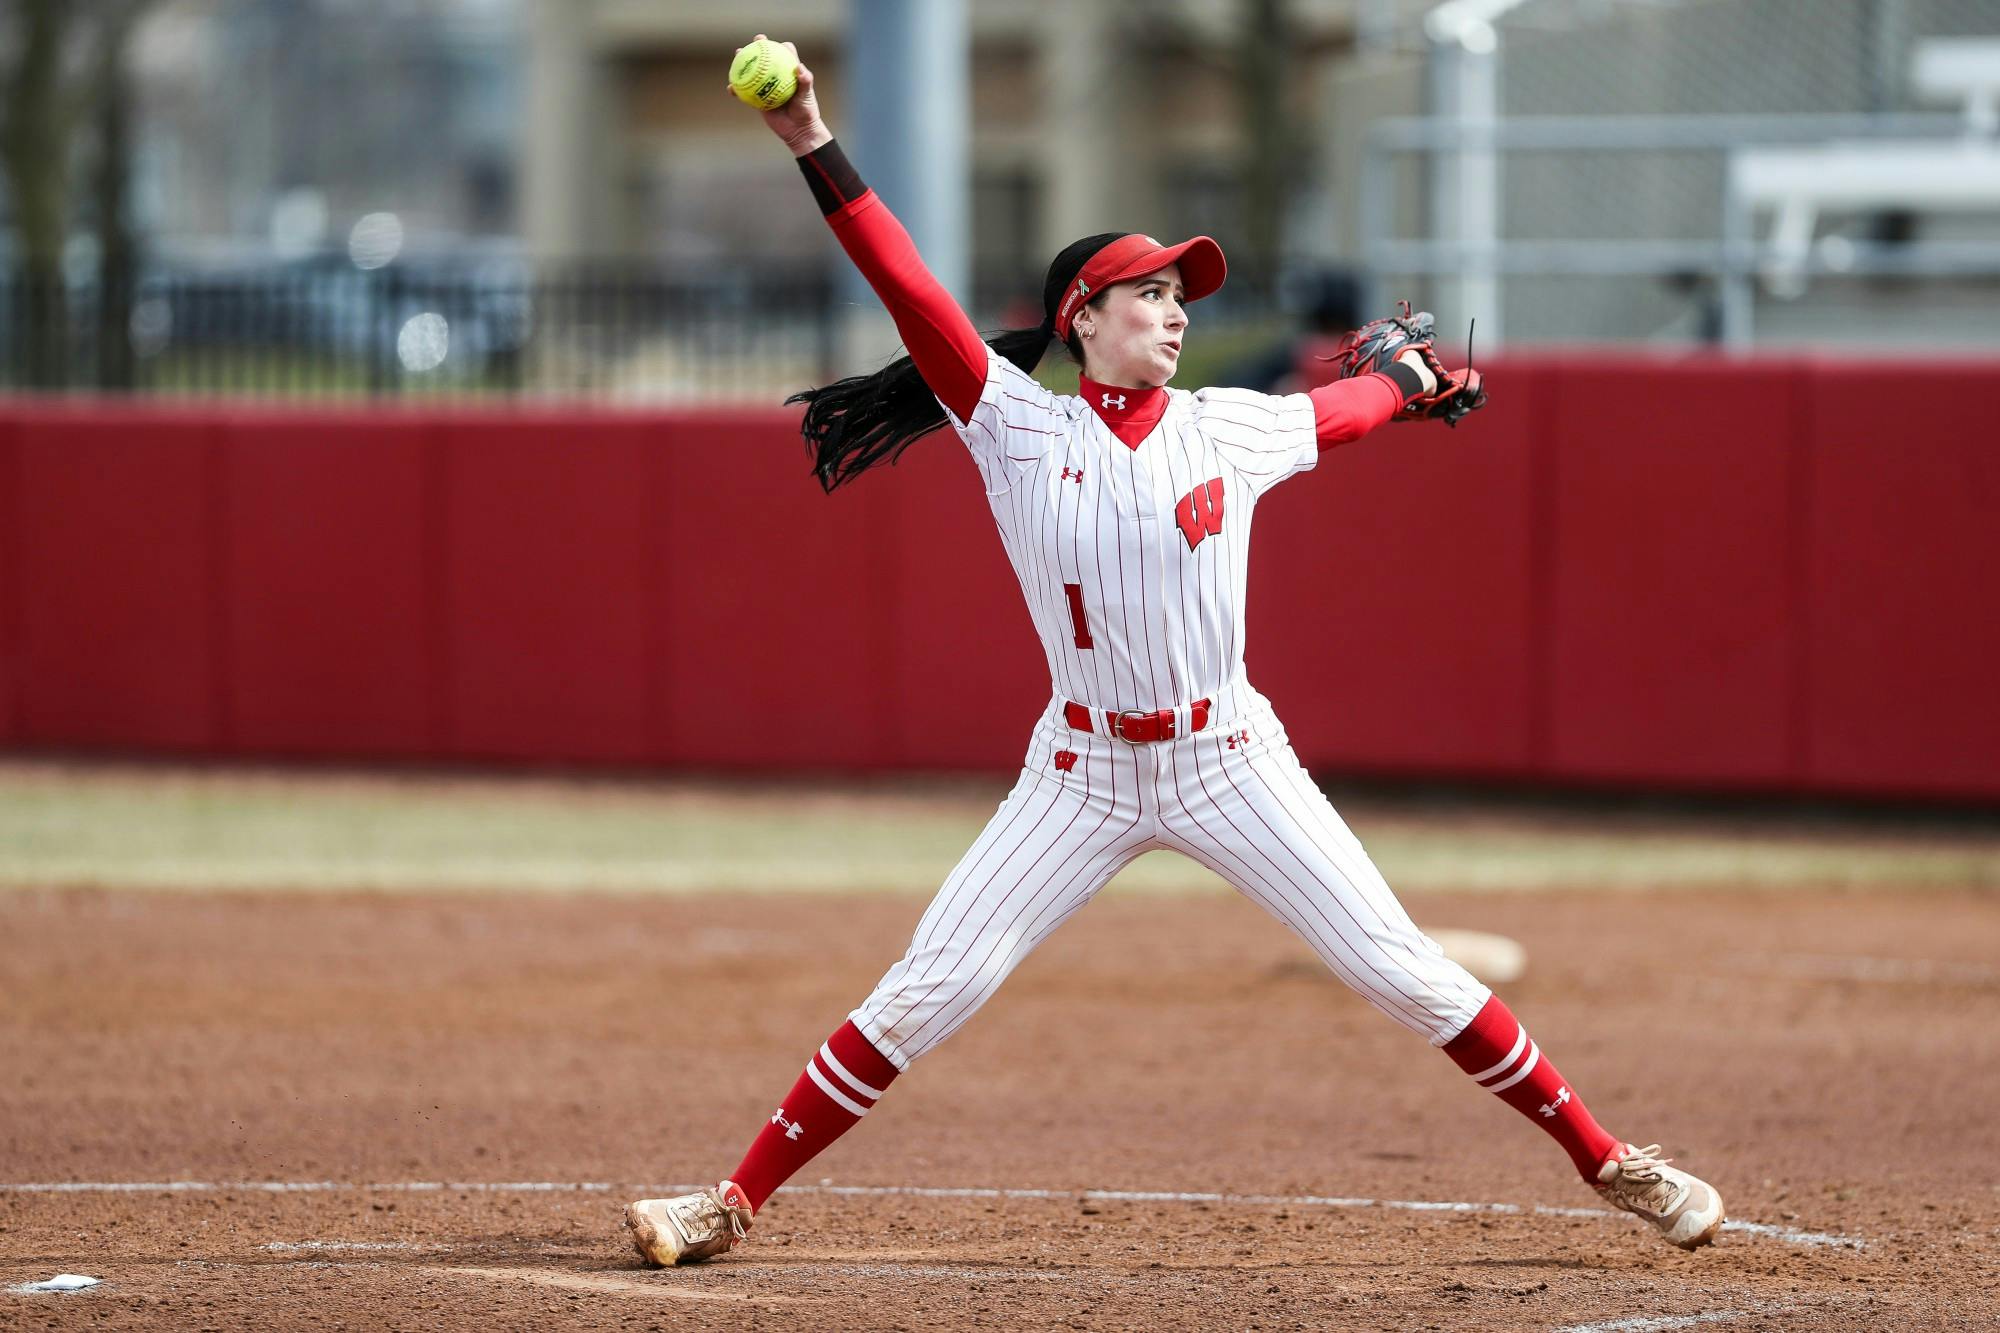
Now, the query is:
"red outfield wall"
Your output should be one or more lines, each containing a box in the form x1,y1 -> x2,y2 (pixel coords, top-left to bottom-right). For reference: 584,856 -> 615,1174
2,359 -> 1996,800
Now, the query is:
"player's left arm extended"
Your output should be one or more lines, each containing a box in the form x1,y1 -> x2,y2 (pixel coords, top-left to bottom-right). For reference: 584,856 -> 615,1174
1308,368 -> 1420,450
1319,304 -> 1489,444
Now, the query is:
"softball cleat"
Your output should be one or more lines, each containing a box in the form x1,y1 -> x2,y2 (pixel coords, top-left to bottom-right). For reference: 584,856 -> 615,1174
1594,1144 -> 1724,1250
625,1179 -> 753,1265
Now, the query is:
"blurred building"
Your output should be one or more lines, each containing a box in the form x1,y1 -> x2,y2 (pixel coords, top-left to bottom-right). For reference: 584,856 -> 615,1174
531,0 -> 2000,343
525,0 -> 1377,304
5,0 -> 1997,401
127,0 -> 521,260
1328,0 -> 2000,345
110,0 -> 1383,305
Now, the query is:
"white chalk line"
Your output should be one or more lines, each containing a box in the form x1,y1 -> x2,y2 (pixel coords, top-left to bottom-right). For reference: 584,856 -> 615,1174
0,1180 -> 1864,1251
1554,1299 -> 1827,1333
260,1241 -> 449,1253
813,1186 -> 1859,1250
1555,1311 -> 1757,1333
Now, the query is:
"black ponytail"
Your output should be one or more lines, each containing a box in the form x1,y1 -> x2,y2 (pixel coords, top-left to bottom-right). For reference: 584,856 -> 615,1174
787,207 -> 1127,492
789,321 -> 1056,494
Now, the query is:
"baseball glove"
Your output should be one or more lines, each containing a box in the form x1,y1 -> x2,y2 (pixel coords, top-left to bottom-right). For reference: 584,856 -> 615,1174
1328,301 -> 1489,428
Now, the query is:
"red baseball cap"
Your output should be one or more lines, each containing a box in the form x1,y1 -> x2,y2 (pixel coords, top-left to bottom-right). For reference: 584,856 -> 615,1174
1051,233 -> 1228,342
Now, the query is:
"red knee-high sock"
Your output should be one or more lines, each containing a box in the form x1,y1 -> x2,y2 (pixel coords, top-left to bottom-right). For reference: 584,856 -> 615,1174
727,1020 -> 900,1213
1442,995 -> 1620,1182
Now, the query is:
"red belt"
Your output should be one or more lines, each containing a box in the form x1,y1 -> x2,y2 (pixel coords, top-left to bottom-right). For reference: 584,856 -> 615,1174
1063,698 -> 1212,743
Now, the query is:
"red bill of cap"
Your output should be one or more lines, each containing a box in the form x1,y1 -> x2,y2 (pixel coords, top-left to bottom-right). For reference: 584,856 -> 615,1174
1052,234 -> 1228,342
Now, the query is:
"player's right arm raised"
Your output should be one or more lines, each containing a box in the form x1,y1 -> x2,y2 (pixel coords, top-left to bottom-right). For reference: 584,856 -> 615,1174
735,38 -> 986,428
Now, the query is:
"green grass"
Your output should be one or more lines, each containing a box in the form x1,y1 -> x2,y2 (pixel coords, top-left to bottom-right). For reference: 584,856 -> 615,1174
2,760 -> 1996,898
136,348 -> 525,398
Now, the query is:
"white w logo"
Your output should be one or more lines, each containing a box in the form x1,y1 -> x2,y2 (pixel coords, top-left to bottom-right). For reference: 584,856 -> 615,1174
1101,393 -> 1127,410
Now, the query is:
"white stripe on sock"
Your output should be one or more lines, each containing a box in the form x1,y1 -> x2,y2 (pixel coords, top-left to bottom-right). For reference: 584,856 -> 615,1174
1470,1027 -> 1529,1084
1486,1041 -> 1541,1094
805,1060 -> 871,1118
818,1043 -> 885,1100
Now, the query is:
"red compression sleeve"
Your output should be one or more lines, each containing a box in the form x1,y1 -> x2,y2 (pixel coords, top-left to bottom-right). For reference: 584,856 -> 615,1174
1310,371 -> 1407,450
823,193 -> 987,424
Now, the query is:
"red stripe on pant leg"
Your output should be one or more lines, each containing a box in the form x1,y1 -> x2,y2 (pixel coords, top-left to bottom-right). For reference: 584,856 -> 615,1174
1442,995 -> 1620,1181
727,1021 -> 900,1212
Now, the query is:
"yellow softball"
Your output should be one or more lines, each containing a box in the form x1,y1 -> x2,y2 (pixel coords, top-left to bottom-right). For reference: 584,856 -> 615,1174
729,38 -> 799,111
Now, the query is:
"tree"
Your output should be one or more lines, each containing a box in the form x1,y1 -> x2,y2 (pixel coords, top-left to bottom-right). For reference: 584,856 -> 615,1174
92,2 -> 148,389
0,0 -> 155,389
1235,0 -> 1296,293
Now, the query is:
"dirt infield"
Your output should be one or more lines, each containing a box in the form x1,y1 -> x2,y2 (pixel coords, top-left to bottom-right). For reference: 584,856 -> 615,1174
4,885 -> 1998,1330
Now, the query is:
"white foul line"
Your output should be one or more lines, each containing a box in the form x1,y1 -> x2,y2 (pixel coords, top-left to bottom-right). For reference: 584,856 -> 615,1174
260,1241 -> 450,1253
1554,1312 -> 1755,1333
0,1180 -> 1864,1250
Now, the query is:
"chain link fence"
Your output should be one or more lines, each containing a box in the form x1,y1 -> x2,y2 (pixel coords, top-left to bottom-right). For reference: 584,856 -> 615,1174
0,259 -> 846,402
0,258 -> 1304,402
1328,0 -> 2000,347
15,0 -> 1997,398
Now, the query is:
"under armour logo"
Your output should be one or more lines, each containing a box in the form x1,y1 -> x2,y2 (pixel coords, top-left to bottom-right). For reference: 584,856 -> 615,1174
1224,729 -> 1251,750
1054,750 -> 1078,773
1539,1087 -> 1570,1119
1101,393 -> 1127,411
1061,466 -> 1084,483
771,1108 -> 805,1140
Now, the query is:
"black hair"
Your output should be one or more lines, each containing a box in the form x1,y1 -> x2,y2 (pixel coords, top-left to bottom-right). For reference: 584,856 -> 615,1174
789,232 -> 1128,492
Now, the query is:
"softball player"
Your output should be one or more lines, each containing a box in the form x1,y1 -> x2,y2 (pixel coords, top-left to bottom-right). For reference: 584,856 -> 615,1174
627,40 -> 1722,1265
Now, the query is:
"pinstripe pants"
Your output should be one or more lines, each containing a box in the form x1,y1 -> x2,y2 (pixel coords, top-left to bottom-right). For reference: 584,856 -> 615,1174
851,686 -> 1493,1069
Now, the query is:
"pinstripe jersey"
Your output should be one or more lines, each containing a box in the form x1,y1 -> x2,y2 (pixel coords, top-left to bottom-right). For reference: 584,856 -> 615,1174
944,350 -> 1318,714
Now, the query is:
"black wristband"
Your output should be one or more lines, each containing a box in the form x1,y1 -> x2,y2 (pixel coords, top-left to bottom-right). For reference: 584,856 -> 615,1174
1383,360 -> 1428,403
798,139 -> 867,217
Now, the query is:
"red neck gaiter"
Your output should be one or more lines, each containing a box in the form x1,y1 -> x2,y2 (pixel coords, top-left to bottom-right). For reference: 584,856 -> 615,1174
1077,375 -> 1168,449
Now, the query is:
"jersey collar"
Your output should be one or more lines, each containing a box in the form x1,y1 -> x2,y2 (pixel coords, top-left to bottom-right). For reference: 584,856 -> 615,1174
1077,375 -> 1168,450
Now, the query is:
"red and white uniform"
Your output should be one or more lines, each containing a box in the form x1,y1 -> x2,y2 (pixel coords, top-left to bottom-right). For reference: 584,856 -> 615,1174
820,189 -> 1492,1068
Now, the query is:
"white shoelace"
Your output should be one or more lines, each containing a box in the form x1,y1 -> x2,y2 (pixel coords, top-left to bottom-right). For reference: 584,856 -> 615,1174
1604,1144 -> 1687,1216
674,1190 -> 750,1248
709,1187 -> 751,1242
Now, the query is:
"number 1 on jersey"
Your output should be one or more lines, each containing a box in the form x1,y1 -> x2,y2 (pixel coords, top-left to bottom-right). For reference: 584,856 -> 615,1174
1064,583 -> 1093,650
